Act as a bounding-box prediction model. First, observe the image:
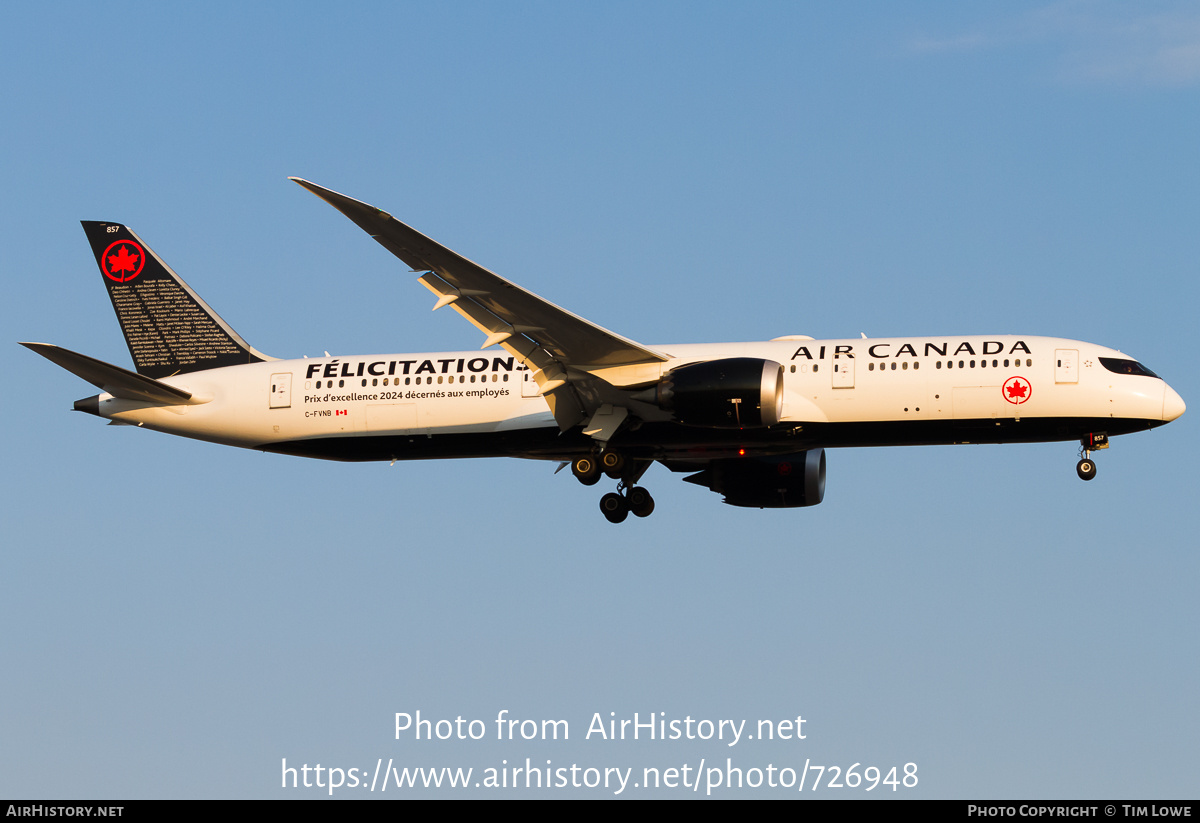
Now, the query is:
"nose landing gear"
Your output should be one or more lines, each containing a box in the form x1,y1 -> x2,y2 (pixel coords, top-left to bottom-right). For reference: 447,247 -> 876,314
1076,433 -> 1108,481
1076,458 -> 1097,481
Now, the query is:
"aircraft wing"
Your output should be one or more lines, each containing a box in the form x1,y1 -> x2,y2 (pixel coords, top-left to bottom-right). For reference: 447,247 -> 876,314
291,178 -> 671,430
291,179 -> 667,368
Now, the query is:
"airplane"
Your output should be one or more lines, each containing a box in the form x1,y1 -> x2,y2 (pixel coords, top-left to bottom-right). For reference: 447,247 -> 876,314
22,179 -> 1186,522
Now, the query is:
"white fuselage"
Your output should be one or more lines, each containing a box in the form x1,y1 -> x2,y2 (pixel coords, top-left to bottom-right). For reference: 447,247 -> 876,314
89,335 -> 1183,462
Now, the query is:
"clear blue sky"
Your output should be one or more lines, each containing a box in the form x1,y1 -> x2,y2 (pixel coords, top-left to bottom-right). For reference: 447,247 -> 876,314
2,1 -> 1197,798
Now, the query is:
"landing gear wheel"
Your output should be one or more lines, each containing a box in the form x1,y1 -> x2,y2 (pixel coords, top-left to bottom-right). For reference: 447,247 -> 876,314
600,492 -> 629,523
628,486 -> 655,518
600,450 -> 625,478
1076,458 -> 1097,481
572,456 -> 601,486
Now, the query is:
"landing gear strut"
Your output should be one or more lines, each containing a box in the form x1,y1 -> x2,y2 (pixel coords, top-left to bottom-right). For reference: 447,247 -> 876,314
1076,433 -> 1107,482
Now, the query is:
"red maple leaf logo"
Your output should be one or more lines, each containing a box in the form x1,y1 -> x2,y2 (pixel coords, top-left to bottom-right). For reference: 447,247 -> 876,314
100,239 -> 146,282
107,245 -> 139,278
1002,376 -> 1033,405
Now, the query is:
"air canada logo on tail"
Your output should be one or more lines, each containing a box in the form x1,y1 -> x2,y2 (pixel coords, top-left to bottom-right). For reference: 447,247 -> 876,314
101,239 -> 145,282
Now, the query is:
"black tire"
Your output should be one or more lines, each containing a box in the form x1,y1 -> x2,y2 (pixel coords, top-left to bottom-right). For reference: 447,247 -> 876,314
1077,459 -> 1097,481
628,486 -> 655,518
600,450 -> 625,478
600,492 -> 628,523
572,456 -> 601,486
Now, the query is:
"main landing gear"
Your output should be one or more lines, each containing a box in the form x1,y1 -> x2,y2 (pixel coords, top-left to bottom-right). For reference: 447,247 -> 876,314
598,484 -> 656,523
571,455 -> 602,486
1076,433 -> 1108,481
571,451 -> 655,523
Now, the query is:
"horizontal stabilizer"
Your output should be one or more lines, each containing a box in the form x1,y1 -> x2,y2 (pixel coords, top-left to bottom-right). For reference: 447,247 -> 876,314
20,342 -> 196,405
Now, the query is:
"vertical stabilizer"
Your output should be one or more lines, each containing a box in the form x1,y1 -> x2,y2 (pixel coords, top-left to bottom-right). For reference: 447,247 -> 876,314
80,221 -> 271,378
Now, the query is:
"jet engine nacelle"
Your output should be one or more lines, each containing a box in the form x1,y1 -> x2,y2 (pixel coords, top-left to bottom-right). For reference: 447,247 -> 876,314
646,357 -> 784,428
684,449 -> 826,508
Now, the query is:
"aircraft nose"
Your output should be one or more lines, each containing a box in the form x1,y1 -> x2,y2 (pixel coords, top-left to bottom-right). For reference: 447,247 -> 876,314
1163,384 -> 1186,422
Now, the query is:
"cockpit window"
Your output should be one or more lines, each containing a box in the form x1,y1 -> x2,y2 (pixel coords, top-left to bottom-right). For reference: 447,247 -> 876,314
1099,357 -> 1159,379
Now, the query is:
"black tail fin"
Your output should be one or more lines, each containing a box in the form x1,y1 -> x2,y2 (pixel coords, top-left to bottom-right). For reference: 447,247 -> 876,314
81,221 -> 271,378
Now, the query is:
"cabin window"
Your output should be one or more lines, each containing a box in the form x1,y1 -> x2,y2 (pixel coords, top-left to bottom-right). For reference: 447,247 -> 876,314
902,361 -> 908,370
